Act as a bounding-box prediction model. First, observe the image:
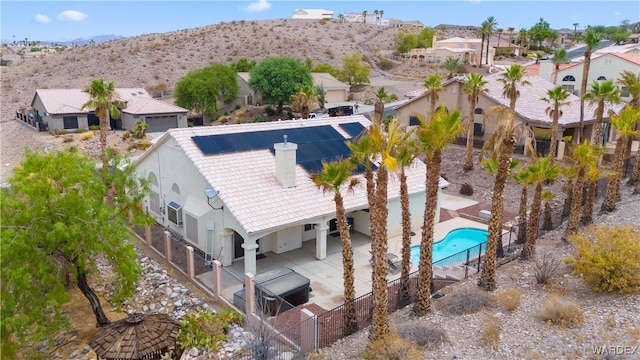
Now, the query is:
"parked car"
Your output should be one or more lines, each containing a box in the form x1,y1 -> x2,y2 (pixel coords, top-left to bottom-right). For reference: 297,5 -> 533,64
309,113 -> 329,119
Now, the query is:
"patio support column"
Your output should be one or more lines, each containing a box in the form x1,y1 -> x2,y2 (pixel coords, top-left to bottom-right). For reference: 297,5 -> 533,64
315,222 -> 328,260
220,228 -> 233,267
243,238 -> 259,276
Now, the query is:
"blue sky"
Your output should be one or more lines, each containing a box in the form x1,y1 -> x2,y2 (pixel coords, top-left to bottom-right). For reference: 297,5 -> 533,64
1,0 -> 638,42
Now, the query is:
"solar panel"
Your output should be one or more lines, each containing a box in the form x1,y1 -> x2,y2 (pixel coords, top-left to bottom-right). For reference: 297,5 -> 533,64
339,122 -> 366,138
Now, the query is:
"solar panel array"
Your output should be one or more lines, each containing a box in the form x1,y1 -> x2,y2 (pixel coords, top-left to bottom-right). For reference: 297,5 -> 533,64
191,123 -> 368,174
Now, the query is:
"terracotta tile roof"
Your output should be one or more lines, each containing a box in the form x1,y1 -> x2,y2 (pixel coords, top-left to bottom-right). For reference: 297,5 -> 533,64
524,63 -> 577,76
147,116 -> 439,235
32,88 -> 187,115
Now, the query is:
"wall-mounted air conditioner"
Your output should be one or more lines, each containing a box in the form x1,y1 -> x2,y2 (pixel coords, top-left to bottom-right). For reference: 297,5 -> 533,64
167,201 -> 183,226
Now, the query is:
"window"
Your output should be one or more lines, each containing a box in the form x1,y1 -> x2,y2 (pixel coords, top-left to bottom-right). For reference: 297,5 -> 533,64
185,213 -> 198,243
561,84 -> 575,94
597,76 -> 607,81
149,191 -> 160,215
167,201 -> 183,226
474,108 -> 484,115
304,224 -> 314,231
171,183 -> 180,194
562,75 -> 576,82
63,116 -> 78,129
148,172 -> 158,186
409,115 -> 420,126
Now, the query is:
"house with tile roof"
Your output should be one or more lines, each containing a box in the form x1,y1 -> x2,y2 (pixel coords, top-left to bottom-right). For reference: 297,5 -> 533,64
408,36 -> 487,66
533,52 -> 640,103
395,73 -> 624,157
30,88 -> 188,132
133,115 -> 445,275
291,9 -> 334,20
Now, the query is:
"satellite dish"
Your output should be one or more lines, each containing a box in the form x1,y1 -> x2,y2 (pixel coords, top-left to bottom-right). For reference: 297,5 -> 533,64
204,187 -> 219,199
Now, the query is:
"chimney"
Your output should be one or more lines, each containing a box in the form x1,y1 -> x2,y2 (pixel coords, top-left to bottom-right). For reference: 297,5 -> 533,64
539,61 -> 554,83
274,135 -> 297,188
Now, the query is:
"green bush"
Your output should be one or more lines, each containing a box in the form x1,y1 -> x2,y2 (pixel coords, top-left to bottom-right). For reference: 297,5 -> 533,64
176,309 -> 227,354
566,225 -> 640,294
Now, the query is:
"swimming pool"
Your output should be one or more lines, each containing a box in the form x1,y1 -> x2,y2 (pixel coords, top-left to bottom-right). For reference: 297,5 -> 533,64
410,228 -> 488,266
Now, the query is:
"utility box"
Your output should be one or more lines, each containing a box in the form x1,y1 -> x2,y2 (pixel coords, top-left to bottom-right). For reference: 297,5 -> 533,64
479,210 -> 491,220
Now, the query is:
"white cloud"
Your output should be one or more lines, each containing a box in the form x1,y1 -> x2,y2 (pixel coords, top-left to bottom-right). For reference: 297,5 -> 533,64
57,10 -> 88,22
242,0 -> 271,13
34,14 -> 50,24
614,11 -> 621,16
469,0 -> 482,3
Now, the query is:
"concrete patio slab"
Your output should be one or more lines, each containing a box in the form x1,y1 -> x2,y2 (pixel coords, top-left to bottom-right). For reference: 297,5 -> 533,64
440,193 -> 479,211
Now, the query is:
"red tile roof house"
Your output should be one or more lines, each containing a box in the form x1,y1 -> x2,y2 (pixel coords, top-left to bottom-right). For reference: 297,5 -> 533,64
133,115 -> 447,276
30,88 -> 189,132
396,73 -> 624,158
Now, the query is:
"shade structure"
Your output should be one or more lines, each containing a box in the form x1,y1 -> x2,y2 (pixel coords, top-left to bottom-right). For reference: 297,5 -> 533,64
89,313 -> 180,360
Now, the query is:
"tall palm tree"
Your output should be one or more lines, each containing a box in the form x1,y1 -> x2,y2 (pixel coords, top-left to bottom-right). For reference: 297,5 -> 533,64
414,108 -> 465,314
423,73 -> 444,117
477,26 -> 486,67
541,86 -> 571,162
580,162 -> 604,226
551,47 -> 569,84
442,57 -> 462,79
374,87 -> 390,122
602,106 -> 640,212
497,28 -> 504,49
368,118 -> 401,341
498,64 -> 531,112
572,23 -> 580,42
379,10 -> 384,24
541,190 -> 555,231
519,28 -> 530,53
362,10 -> 367,24
583,79 -> 621,146
561,165 -> 577,221
521,155 -> 560,260
512,165 -> 533,244
483,16 -> 498,65
395,130 -> 416,307
82,79 -> 125,172
578,29 -> 603,142
348,135 -> 375,206
507,27 -> 515,45
373,10 -> 379,24
462,73 -> 488,171
338,14 -> 345,23
618,70 -> 640,188
290,85 -> 318,119
311,160 -> 360,336
565,142 -> 603,235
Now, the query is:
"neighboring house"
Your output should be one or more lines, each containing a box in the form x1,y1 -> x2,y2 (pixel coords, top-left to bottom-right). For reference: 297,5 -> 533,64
407,36 -> 489,66
291,9 -> 334,20
487,35 -> 521,56
395,74 -> 624,156
134,115 -> 446,275
342,12 -> 389,26
236,72 -> 350,107
534,53 -> 640,102
30,88 -> 188,132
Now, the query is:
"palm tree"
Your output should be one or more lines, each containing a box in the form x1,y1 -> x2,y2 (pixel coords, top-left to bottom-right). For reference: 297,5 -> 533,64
483,16 -> 498,65
512,165 -> 533,244
551,47 -> 569,84
519,28 -> 530,53
507,27 -> 515,45
414,108 -> 465,314
578,28 -> 603,142
311,160 -> 360,336
565,142 -> 595,235
462,73 -> 488,171
290,85 -> 318,119
572,23 -> 580,42
521,155 -> 560,260
442,57 -> 462,79
580,162 -> 604,226
618,70 -> 640,188
498,64 -> 531,112
379,10 -> 384,24
541,190 -> 555,231
541,86 -> 571,162
496,28 -> 504,49
602,106 -> 640,212
374,87 -> 390,122
82,79 -> 125,172
368,118 -> 402,341
561,165 -> 577,221
338,14 -> 345,23
423,73 -> 444,117
373,10 -> 379,24
395,130 -> 416,307
583,79 -> 621,144
362,10 -> 367,24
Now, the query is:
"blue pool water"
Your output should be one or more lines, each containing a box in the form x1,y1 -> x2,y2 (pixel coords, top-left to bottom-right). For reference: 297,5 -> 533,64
410,228 -> 488,265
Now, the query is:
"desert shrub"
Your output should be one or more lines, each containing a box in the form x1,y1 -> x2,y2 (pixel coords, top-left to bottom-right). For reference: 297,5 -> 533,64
235,104 -> 241,110
265,106 -> 276,116
53,129 -> 68,135
378,58 -> 393,70
481,313 -> 502,349
389,93 -> 398,101
176,308 -> 227,354
535,251 -> 561,284
566,225 -> 640,293
217,115 -> 230,124
248,115 -> 265,123
459,183 -> 474,196
439,285 -> 493,315
79,132 -> 94,141
133,120 -> 148,139
136,140 -> 151,150
75,128 -> 88,133
217,307 -> 244,329
540,295 -> 584,327
362,332 -> 424,360
398,323 -> 448,348
89,125 -> 100,131
122,130 -> 131,139
306,351 -> 332,360
63,136 -> 74,143
495,288 -> 521,311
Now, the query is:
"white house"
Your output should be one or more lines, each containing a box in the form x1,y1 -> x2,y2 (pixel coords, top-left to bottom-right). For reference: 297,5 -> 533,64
134,115 -> 446,275
30,88 -> 189,132
291,9 -> 334,20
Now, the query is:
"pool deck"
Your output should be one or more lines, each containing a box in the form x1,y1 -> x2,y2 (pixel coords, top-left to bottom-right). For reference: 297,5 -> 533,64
198,196 -> 512,312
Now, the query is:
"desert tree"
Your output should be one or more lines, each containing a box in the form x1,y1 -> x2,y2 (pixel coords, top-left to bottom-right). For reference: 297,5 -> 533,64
311,160 -> 360,336
462,72 -> 488,171
82,78 -> 125,172
249,57 -> 313,114
414,108 -> 465,314
340,52 -> 371,86
175,63 -> 239,119
1,148 -> 150,357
